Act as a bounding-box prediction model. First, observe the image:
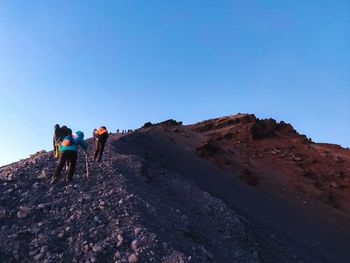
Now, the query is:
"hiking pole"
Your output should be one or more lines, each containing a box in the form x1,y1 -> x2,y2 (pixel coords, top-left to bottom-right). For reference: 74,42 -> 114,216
84,151 -> 89,179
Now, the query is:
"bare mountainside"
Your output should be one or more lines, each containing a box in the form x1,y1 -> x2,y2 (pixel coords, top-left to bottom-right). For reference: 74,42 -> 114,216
1,114 -> 350,263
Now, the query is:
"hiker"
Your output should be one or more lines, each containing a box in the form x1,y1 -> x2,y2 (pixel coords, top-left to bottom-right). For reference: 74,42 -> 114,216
53,124 -> 61,158
53,125 -> 73,158
50,130 -> 87,185
93,126 -> 109,162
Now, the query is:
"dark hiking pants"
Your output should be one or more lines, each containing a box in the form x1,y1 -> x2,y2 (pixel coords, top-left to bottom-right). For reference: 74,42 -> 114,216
94,140 -> 106,162
52,150 -> 77,183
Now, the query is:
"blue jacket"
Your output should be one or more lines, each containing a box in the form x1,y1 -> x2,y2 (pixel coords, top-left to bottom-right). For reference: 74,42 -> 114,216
59,131 -> 87,152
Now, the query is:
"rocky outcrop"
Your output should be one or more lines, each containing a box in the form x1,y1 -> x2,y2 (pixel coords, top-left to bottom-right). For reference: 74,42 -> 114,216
192,113 -> 350,213
251,119 -> 296,139
142,120 -> 182,129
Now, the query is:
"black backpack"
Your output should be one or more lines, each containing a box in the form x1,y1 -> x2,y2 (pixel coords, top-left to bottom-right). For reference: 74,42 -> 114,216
57,126 -> 72,143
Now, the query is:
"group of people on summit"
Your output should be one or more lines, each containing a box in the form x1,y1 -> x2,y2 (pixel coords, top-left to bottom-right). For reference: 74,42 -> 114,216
51,125 -> 109,185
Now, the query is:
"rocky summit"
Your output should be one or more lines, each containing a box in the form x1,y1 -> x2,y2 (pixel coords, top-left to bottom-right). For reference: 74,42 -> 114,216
1,114 -> 350,263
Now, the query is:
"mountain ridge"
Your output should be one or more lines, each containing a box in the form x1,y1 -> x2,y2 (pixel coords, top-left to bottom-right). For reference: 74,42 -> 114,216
1,113 -> 350,263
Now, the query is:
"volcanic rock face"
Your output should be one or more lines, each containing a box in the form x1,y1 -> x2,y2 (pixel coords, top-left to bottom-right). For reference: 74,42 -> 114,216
192,114 -> 350,214
193,114 -> 297,141
1,114 -> 350,263
251,119 -> 296,139
142,119 -> 182,129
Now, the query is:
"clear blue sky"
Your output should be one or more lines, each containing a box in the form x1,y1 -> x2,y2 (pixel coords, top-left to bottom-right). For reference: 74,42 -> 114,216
0,1 -> 349,166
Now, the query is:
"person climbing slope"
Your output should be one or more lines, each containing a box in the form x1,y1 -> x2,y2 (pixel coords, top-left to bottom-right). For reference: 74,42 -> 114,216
50,129 -> 87,185
93,126 -> 109,162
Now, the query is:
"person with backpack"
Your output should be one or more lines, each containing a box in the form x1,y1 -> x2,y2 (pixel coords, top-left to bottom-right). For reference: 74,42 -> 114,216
50,129 -> 87,185
53,125 -> 73,158
93,126 -> 109,162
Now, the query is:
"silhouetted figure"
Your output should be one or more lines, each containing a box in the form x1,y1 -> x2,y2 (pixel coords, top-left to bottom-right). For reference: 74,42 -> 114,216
93,126 -> 109,162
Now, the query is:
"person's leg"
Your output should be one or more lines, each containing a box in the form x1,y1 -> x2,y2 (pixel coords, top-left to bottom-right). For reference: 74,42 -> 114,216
54,145 -> 58,158
65,158 -> 69,171
66,151 -> 77,181
94,140 -> 100,161
51,152 -> 67,184
98,142 -> 105,162
65,157 -> 71,181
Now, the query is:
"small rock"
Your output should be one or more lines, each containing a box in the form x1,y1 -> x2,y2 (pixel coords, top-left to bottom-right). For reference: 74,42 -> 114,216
134,228 -> 142,235
128,253 -> 138,263
117,234 -> 124,242
58,232 -> 64,239
130,239 -> 139,251
68,237 -> 74,244
115,251 -> 121,258
17,206 -> 31,219
34,253 -> 44,261
37,204 -> 45,209
17,211 -> 28,219
90,257 -> 96,263
83,244 -> 90,252
294,157 -> 303,162
38,170 -> 47,179
92,244 -> 103,253
40,246 -> 48,254
331,182 -> 339,188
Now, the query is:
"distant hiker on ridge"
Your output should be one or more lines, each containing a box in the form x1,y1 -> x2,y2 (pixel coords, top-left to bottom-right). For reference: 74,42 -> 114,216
50,129 -> 87,185
93,126 -> 109,162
